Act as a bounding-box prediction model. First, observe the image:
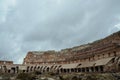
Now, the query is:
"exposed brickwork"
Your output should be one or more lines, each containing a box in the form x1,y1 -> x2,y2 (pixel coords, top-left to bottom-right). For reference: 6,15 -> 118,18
0,61 -> 13,65
24,31 -> 120,65
1,31 -> 120,74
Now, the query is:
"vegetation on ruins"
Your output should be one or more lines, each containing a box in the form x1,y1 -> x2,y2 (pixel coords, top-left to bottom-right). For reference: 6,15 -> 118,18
16,73 -> 36,80
0,72 -> 119,80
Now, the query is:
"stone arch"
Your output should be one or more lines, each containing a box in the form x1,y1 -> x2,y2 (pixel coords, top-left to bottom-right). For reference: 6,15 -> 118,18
99,66 -> 104,72
40,66 -> 43,71
60,68 -> 63,73
59,65 -> 62,67
90,67 -> 94,72
95,66 -> 99,72
41,66 -> 43,70
37,66 -> 40,70
44,66 -> 47,71
11,67 -> 16,73
57,65 -> 62,71
34,66 -> 37,71
43,66 -> 47,72
46,67 -> 50,72
27,66 -> 29,72
74,68 -> 77,72
71,68 -> 74,72
66,69 -> 70,73
8,70 -> 11,73
50,65 -> 54,70
63,69 -> 67,73
30,66 -> 33,71
86,67 -> 89,72
54,65 -> 57,70
78,68 -> 81,72
81,68 -> 85,72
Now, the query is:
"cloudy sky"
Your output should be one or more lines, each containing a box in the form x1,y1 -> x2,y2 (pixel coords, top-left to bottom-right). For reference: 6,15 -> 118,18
0,0 -> 120,63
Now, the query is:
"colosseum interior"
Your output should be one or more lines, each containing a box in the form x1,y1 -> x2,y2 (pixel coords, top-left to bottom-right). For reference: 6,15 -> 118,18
0,31 -> 120,74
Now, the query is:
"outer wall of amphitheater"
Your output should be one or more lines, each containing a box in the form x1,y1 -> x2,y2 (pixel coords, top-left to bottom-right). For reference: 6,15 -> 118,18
1,31 -> 120,74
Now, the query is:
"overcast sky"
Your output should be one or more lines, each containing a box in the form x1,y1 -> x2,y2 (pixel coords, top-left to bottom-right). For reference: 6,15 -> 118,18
0,0 -> 120,63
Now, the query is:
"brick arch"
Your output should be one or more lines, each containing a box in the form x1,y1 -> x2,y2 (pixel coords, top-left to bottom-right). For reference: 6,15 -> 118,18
54,65 -> 57,70
60,68 -> 63,73
26,66 -> 30,72
37,66 -> 40,70
33,66 -> 37,71
46,67 -> 50,72
40,66 -> 43,71
30,66 -> 33,71
42,66 -> 47,72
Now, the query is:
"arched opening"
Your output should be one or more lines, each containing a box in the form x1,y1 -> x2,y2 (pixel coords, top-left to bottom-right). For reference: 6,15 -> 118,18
30,66 -> 33,71
86,67 -> 89,72
42,67 -> 45,72
58,65 -> 62,69
67,69 -> 70,73
37,66 -> 40,70
56,66 -> 59,71
11,67 -> 16,73
23,70 -> 26,73
40,66 -> 43,71
47,67 -> 49,72
54,66 -> 57,70
8,70 -> 11,73
44,66 -> 47,72
78,64 -> 81,66
63,69 -> 67,73
50,65 -> 54,70
78,68 -> 81,72
95,66 -> 99,72
34,66 -> 36,71
100,66 -> 103,72
60,68 -> 63,73
90,67 -> 94,72
75,68 -> 77,72
27,66 -> 29,72
71,68 -> 74,72
81,68 -> 85,72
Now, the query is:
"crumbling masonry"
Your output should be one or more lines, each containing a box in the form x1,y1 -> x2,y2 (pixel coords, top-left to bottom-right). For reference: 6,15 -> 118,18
1,31 -> 120,74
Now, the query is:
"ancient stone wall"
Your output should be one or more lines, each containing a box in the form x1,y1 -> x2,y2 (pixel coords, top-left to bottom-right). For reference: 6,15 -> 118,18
1,31 -> 120,74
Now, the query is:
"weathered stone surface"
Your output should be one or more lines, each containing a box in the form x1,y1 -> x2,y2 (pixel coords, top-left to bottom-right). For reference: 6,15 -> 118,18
1,31 -> 120,73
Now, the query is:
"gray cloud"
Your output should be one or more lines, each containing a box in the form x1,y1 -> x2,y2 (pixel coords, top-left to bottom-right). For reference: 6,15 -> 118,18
0,0 -> 120,63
